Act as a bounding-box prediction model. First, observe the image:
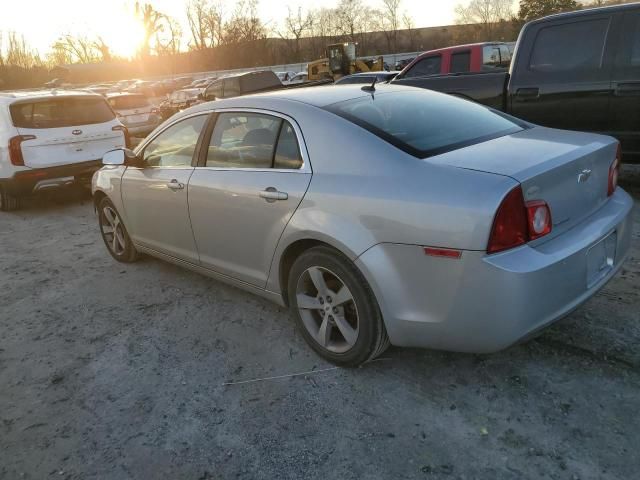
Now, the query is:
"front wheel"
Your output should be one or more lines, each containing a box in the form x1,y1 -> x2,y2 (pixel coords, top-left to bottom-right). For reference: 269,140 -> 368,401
288,246 -> 389,366
97,197 -> 138,263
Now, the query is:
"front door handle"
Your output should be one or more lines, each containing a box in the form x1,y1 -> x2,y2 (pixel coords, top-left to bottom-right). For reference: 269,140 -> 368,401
515,87 -> 540,101
259,187 -> 288,202
167,179 -> 184,190
615,82 -> 640,96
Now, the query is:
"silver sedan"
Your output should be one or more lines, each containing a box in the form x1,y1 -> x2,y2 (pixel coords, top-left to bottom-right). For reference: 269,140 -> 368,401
93,85 -> 633,366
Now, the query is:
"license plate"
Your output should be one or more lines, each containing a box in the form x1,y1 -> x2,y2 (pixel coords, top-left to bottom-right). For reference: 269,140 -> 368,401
586,231 -> 617,288
127,114 -> 148,123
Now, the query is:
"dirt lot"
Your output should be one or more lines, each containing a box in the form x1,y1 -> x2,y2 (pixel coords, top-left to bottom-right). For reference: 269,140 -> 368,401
1,171 -> 639,480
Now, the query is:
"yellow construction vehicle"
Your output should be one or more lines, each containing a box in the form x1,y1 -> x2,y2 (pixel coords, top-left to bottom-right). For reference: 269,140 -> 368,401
307,42 -> 385,81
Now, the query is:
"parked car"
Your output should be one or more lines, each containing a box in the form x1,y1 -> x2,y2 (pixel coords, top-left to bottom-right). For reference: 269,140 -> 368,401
202,70 -> 283,101
125,80 -> 157,97
392,3 -> 640,162
159,88 -> 203,120
0,90 -> 127,211
93,84 -> 631,366
397,42 -> 512,78
106,93 -> 162,137
334,71 -> 400,85
276,71 -> 298,83
288,72 -> 308,84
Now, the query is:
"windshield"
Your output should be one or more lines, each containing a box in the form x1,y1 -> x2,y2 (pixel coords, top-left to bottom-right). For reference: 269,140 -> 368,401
324,90 -> 525,158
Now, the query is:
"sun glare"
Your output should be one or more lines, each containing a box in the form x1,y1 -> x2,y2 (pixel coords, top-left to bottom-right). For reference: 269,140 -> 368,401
97,6 -> 146,59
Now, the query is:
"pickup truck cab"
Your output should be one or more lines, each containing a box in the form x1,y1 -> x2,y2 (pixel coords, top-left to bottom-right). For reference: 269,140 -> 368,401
392,3 -> 640,162
396,42 -> 512,78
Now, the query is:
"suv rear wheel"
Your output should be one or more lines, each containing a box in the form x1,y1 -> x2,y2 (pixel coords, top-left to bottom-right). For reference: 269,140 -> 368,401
0,185 -> 20,212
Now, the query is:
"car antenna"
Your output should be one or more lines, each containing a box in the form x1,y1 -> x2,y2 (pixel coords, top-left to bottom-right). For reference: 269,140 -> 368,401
361,76 -> 377,94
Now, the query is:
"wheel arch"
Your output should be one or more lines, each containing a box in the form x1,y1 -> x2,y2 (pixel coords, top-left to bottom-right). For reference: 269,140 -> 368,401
275,235 -> 359,307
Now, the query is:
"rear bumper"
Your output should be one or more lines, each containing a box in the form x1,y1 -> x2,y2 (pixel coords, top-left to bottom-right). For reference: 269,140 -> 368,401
0,160 -> 102,195
355,188 -> 634,353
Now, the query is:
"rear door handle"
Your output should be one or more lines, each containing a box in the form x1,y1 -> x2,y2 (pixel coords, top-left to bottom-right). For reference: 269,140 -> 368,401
167,179 -> 184,190
615,82 -> 640,96
515,87 -> 540,101
259,188 -> 288,201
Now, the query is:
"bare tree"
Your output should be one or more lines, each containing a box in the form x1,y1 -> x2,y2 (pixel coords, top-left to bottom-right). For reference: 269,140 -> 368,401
51,35 -> 100,64
223,0 -> 266,45
402,12 -> 419,51
334,0 -> 364,42
186,0 -> 211,50
5,32 -> 43,69
135,2 -> 165,56
280,6 -> 313,62
155,15 -> 183,55
455,0 -> 513,38
381,0 -> 402,52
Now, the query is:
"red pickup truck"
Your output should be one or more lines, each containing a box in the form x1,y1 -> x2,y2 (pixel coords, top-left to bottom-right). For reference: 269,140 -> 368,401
397,42 -> 513,78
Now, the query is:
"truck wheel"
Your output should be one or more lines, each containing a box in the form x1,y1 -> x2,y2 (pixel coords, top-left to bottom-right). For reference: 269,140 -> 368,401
0,185 -> 20,212
288,246 -> 389,367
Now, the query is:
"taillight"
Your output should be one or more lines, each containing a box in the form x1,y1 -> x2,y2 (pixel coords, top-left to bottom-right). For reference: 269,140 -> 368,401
8,135 -> 36,166
112,125 -> 130,149
487,186 -> 528,254
487,186 -> 552,254
525,200 -> 552,240
608,143 -> 621,196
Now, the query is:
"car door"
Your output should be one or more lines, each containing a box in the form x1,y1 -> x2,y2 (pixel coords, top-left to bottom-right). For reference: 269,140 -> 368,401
509,14 -> 614,132
121,114 -> 209,262
188,110 -> 312,288
609,8 -> 640,159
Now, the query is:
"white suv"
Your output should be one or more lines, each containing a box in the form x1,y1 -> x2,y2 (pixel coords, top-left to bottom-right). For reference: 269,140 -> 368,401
0,90 -> 128,211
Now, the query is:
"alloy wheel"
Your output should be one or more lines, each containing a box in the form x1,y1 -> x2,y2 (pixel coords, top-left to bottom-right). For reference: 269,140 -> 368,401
100,205 -> 127,256
295,266 -> 359,353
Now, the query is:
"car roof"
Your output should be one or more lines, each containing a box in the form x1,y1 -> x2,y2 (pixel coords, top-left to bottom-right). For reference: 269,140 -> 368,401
192,83 -> 417,110
0,89 -> 104,103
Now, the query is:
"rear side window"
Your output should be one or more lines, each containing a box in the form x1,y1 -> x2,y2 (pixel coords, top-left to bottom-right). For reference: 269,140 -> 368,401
450,51 -> 471,73
324,90 -> 524,158
223,78 -> 241,98
483,45 -> 511,70
206,113 -> 302,169
10,97 -> 115,129
109,95 -> 149,110
404,56 -> 442,78
529,19 -> 609,72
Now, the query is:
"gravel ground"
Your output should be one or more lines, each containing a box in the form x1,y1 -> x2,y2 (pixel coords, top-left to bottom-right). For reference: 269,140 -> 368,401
0,172 -> 639,480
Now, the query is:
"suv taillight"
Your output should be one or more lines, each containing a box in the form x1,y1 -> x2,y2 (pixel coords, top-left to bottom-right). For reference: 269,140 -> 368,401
608,143 -> 621,197
8,135 -> 36,166
112,125 -> 130,149
487,185 -> 552,254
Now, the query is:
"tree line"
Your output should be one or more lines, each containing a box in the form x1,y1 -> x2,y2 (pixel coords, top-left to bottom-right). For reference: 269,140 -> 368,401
0,0 -> 634,89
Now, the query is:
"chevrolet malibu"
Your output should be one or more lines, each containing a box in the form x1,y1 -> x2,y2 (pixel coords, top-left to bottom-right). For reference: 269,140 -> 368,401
92,85 -> 633,366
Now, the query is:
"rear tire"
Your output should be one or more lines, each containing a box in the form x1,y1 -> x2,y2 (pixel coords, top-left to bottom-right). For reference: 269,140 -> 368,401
0,185 -> 20,212
288,246 -> 389,367
98,197 -> 138,263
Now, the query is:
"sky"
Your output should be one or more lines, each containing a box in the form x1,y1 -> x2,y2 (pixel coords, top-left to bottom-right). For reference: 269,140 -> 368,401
0,0 -> 459,58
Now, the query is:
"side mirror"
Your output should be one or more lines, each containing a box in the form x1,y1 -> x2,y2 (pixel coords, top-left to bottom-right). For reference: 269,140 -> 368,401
102,149 -> 125,165
102,148 -> 141,167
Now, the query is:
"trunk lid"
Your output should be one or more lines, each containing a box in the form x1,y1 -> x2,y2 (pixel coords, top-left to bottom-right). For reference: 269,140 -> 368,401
429,126 -> 618,240
10,95 -> 125,169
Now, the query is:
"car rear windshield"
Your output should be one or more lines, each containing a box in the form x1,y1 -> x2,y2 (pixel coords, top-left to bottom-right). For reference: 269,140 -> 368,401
109,95 -> 150,110
324,90 -> 525,158
10,97 -> 115,129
